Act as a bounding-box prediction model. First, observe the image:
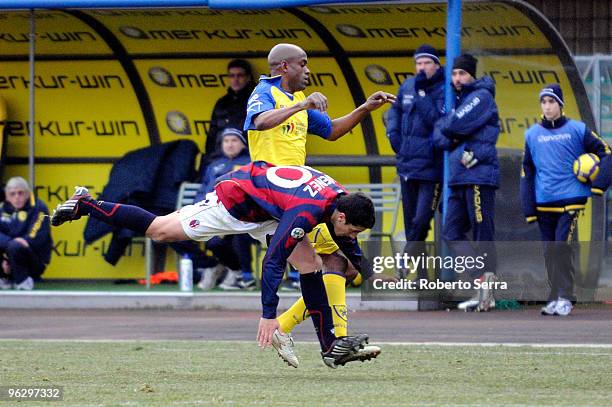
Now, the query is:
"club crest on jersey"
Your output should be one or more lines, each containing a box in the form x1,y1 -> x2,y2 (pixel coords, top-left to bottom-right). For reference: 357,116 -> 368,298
291,227 -> 305,240
281,122 -> 295,135
189,219 -> 200,229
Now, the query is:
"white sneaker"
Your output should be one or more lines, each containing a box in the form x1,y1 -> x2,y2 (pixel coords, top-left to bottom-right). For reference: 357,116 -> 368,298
219,269 -> 243,290
197,267 -> 221,290
271,329 -> 299,368
14,277 -> 34,290
554,298 -> 573,316
458,296 -> 479,311
0,277 -> 12,290
541,300 -> 557,316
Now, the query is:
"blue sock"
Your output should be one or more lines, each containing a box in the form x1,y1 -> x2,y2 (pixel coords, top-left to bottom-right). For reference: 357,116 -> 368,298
78,200 -> 156,235
242,271 -> 254,282
300,271 -> 336,352
288,268 -> 300,282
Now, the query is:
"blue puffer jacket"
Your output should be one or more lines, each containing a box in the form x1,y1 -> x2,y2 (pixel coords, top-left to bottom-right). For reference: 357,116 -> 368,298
434,76 -> 500,188
195,148 -> 251,202
387,68 -> 445,181
0,197 -> 52,265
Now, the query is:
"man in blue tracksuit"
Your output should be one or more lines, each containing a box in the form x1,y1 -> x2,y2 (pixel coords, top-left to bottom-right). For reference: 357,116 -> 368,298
0,177 -> 52,290
521,84 -> 611,316
434,54 -> 500,311
386,44 -> 445,280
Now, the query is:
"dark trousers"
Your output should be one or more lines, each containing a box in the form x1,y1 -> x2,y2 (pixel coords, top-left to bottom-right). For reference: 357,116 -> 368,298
537,211 -> 579,302
206,234 -> 254,275
442,185 -> 497,279
0,240 -> 45,284
400,179 -> 440,278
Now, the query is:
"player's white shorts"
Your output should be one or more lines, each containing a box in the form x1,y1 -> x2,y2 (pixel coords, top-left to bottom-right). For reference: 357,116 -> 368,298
178,191 -> 277,245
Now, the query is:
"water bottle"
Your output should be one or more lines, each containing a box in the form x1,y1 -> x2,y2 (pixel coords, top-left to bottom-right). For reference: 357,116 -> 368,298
179,254 -> 193,292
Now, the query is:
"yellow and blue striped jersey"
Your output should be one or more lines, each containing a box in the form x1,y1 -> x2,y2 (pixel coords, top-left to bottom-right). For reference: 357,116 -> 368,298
244,75 -> 332,166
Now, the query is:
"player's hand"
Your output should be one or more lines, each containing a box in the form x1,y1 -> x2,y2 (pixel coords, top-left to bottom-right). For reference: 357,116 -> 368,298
257,317 -> 280,349
300,92 -> 328,112
13,237 -> 29,248
2,259 -> 10,275
363,91 -> 397,111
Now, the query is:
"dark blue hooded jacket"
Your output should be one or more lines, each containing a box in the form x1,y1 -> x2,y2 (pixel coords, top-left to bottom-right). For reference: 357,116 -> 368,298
434,76 -> 500,188
0,196 -> 52,264
387,68 -> 446,181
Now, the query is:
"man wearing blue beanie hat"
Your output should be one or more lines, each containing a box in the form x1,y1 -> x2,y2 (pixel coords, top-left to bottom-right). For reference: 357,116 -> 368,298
539,83 -> 564,107
521,83 -> 611,316
386,44 -> 445,281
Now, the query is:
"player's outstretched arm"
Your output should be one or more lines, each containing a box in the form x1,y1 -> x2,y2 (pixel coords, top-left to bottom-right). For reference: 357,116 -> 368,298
253,92 -> 328,131
328,91 -> 396,141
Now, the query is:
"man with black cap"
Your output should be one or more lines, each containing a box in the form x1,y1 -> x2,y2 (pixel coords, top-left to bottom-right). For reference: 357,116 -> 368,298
434,53 -> 500,312
386,44 -> 445,280
521,84 -> 611,316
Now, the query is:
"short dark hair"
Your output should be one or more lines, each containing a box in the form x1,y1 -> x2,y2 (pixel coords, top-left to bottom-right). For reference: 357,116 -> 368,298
227,59 -> 253,78
337,193 -> 375,229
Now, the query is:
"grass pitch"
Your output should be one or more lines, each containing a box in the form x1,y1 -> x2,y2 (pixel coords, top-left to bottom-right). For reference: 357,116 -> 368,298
1,340 -> 611,406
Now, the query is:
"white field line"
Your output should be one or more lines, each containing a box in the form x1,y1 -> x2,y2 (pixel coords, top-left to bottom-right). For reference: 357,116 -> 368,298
0,338 -> 611,349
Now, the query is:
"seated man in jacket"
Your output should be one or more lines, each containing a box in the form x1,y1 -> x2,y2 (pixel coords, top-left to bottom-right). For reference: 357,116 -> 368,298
0,177 -> 52,290
195,128 -> 255,290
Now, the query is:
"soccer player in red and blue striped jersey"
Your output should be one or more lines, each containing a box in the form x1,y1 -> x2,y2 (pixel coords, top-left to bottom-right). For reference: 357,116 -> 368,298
50,161 -> 375,368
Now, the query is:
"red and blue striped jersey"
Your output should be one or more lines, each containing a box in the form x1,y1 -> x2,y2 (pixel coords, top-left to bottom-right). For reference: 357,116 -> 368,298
214,161 -> 348,318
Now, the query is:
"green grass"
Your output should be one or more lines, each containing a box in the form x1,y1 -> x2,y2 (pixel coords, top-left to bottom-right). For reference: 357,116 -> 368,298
1,341 -> 611,406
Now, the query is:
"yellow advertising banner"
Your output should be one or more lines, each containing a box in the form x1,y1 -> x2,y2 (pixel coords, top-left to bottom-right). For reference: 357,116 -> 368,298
135,58 -> 265,152
302,2 -> 550,51
0,2 -> 597,278
87,8 -> 327,54
479,55 -> 580,149
0,60 -> 149,158
136,57 -> 367,156
0,10 -> 110,56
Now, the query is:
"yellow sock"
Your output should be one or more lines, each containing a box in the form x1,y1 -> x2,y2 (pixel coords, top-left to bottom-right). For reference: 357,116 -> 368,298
277,297 -> 309,334
351,272 -> 363,287
323,273 -> 348,337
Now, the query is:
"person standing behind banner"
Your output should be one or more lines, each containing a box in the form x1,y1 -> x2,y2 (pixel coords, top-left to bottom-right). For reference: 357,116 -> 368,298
205,59 -> 256,158
521,84 -> 611,317
433,54 -> 500,312
386,44 -> 445,281
0,177 -> 52,290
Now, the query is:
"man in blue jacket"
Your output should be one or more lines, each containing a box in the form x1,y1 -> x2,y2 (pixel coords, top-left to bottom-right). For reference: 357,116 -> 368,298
386,44 -> 445,280
195,127 -> 255,291
0,177 -> 52,290
521,84 -> 611,316
434,54 -> 500,311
